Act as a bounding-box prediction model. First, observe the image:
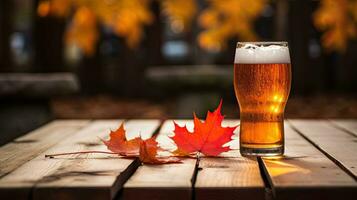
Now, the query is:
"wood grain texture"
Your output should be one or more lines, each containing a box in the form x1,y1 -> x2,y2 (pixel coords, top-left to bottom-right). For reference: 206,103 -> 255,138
195,156 -> 265,200
122,120 -> 197,200
289,119 -> 357,179
0,120 -> 160,200
0,120 -> 89,178
1,119 -> 357,200
261,122 -> 357,200
330,119 -> 357,137
195,120 -> 264,200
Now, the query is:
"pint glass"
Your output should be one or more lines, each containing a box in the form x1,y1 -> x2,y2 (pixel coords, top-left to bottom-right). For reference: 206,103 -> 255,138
234,42 -> 291,156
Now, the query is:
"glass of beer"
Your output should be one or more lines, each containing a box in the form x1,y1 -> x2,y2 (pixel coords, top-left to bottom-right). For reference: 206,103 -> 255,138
234,42 -> 291,156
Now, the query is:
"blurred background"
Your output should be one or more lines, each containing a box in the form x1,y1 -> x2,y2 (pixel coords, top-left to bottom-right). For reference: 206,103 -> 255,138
0,0 -> 356,145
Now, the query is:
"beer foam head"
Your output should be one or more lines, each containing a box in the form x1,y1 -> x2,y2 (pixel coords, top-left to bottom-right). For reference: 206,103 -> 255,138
234,43 -> 290,64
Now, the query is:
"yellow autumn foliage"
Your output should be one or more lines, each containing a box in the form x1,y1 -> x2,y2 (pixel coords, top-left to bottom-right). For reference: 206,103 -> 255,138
37,0 -> 357,55
65,7 -> 98,56
198,0 -> 267,51
313,0 -> 357,52
37,0 -> 71,17
160,0 -> 197,33
37,0 -> 265,54
38,0 -> 153,55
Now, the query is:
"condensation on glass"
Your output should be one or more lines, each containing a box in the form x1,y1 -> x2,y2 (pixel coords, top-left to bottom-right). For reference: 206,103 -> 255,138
234,42 -> 291,156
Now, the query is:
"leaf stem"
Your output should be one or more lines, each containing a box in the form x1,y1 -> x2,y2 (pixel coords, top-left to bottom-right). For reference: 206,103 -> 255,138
45,151 -> 118,158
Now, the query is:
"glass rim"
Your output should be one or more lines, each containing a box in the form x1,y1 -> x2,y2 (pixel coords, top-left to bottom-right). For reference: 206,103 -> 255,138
236,41 -> 288,47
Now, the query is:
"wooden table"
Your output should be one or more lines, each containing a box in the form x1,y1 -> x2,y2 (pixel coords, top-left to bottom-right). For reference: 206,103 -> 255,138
0,119 -> 356,200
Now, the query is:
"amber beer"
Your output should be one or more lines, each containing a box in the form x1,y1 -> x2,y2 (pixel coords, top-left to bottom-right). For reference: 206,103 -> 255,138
234,42 -> 291,156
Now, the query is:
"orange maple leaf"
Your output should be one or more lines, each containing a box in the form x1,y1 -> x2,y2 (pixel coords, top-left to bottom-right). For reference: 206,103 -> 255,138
139,138 -> 181,164
171,100 -> 237,156
101,123 -> 142,157
102,122 -> 181,164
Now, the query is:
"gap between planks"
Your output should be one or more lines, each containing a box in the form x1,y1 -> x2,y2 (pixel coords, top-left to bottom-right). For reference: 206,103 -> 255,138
122,119 -> 266,200
260,121 -> 357,200
289,119 -> 357,181
122,120 -> 198,200
6,119 -> 354,200
328,119 -> 357,137
195,120 -> 265,200
0,119 -> 161,200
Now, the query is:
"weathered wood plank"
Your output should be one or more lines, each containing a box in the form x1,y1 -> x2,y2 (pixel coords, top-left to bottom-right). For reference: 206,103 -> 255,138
0,119 -> 160,200
289,119 -> 357,179
0,120 -> 89,178
34,119 -> 160,200
330,119 -> 357,137
196,156 -> 265,200
122,120 -> 197,200
195,120 -> 265,200
0,120 -> 123,200
261,121 -> 357,200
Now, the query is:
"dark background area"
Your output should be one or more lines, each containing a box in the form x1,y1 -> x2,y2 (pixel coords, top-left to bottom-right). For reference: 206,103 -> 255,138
0,0 -> 356,145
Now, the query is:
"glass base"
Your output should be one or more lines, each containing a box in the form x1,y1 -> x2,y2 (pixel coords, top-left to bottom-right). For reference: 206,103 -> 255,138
240,145 -> 284,157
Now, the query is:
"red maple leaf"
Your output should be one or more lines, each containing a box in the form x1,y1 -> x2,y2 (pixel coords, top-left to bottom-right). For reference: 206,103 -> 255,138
139,138 -> 181,164
101,123 -> 141,157
171,100 -> 237,156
